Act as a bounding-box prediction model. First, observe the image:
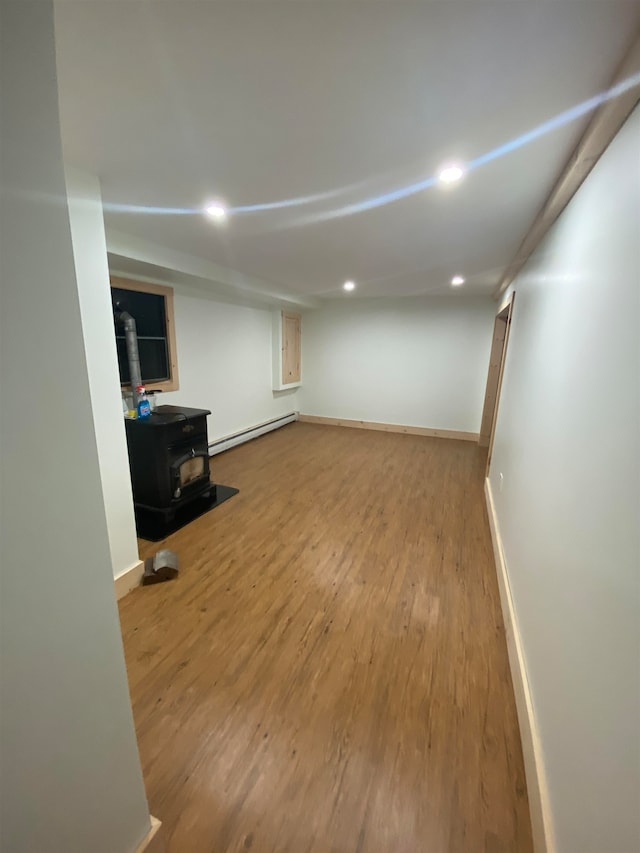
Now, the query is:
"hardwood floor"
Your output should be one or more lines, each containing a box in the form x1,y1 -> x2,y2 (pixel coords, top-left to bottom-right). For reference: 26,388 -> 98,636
119,423 -> 533,853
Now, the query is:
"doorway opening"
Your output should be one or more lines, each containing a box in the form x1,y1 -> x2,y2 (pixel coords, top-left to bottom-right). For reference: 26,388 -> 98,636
479,293 -> 515,473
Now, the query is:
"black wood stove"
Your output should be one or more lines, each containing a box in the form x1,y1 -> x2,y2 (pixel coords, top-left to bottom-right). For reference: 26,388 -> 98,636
124,405 -> 238,540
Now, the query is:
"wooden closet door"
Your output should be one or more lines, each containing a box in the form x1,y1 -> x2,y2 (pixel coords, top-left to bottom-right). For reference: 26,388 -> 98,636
282,312 -> 301,384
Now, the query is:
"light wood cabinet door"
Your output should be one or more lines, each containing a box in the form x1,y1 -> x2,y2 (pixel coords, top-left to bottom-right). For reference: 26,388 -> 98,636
281,312 -> 301,384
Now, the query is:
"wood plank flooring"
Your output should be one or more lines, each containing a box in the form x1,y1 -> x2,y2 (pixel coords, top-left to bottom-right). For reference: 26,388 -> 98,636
119,423 -> 533,853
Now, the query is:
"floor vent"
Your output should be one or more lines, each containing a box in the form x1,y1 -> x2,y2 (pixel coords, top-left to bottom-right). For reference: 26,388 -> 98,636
208,412 -> 298,456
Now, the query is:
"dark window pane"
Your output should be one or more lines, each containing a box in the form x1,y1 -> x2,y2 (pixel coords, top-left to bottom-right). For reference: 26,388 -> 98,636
138,338 -> 169,383
116,337 -> 130,384
116,337 -> 169,384
113,287 -> 171,385
112,288 -> 166,337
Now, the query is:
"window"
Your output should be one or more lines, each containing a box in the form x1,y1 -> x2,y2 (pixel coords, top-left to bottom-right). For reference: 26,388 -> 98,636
110,276 -> 179,392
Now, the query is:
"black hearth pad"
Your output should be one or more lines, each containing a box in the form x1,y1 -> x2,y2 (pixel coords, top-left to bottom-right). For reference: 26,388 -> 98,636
135,484 -> 239,542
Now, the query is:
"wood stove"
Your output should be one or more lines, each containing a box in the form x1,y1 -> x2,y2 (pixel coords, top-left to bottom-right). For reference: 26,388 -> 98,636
125,405 -> 239,541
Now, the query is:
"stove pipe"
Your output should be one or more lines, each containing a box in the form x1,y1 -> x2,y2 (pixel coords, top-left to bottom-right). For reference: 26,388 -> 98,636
115,309 -> 142,408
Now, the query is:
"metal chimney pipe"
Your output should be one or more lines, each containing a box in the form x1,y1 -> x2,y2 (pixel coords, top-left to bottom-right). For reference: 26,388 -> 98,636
116,309 -> 142,409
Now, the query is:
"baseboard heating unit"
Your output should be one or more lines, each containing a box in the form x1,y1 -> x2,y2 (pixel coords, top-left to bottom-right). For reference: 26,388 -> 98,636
208,412 -> 298,456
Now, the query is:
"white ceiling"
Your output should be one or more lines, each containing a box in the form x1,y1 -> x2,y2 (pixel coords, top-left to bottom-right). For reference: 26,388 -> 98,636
55,2 -> 640,300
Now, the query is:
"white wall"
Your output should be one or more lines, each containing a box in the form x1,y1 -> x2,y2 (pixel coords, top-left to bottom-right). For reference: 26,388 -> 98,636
489,107 -> 640,852
0,3 -> 151,851
298,296 -> 495,432
159,287 -> 299,441
66,167 -> 140,580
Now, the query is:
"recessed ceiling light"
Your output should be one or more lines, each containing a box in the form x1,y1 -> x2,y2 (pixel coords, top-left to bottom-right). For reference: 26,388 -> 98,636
438,163 -> 465,185
343,280 -> 356,292
205,202 -> 227,220
451,275 -> 465,286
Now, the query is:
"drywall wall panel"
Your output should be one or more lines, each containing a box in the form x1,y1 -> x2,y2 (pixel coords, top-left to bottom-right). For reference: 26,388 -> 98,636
0,4 -> 150,850
298,296 -> 495,433
159,288 -> 299,441
489,106 -> 640,852
66,167 -> 140,580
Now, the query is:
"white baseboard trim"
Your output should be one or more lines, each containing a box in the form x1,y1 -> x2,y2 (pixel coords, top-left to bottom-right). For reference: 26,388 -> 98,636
134,816 -> 164,853
114,559 -> 145,601
208,411 -> 298,456
297,414 -> 478,442
484,478 -> 554,853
